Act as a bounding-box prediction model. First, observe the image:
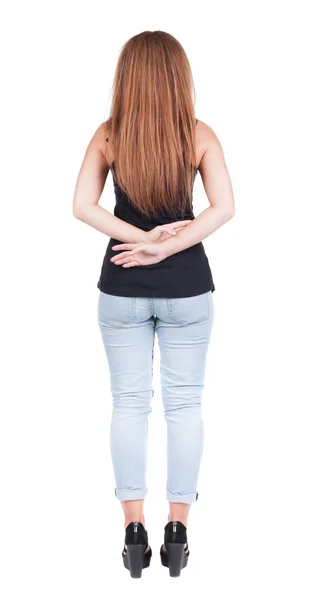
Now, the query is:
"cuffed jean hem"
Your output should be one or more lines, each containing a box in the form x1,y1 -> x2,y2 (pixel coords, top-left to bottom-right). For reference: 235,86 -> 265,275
114,487 -> 148,501
166,489 -> 199,504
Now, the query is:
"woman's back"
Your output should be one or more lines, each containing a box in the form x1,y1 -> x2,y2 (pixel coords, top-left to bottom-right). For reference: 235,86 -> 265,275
97,119 -> 215,298
73,29 -> 234,298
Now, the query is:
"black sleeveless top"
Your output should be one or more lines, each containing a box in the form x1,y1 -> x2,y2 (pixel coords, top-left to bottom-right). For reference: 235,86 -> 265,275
97,125 -> 215,298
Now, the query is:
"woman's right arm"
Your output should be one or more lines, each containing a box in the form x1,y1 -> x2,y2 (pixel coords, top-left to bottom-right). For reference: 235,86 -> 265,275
73,123 -> 148,243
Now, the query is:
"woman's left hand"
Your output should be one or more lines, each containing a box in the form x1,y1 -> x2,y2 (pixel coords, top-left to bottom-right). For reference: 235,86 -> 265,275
110,242 -> 168,267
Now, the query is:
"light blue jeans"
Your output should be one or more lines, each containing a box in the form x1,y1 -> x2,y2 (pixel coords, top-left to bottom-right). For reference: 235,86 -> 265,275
97,290 -> 214,504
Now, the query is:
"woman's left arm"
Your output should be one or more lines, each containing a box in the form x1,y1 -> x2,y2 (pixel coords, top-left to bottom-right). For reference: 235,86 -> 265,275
158,127 -> 235,257
111,127 -> 235,267
73,123 -> 147,243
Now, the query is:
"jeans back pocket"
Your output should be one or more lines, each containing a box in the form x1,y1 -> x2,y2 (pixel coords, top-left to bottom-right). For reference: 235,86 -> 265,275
167,291 -> 213,325
98,292 -> 136,328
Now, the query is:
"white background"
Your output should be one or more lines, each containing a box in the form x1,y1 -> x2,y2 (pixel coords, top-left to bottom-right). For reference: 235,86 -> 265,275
1,1 -> 320,598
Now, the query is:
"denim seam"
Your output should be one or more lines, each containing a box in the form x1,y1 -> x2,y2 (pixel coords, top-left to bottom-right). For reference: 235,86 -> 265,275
129,297 -> 136,321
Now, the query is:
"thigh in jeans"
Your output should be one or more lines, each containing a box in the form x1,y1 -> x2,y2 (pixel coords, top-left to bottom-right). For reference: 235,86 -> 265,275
97,292 -> 155,500
97,292 -> 155,404
155,291 -> 214,503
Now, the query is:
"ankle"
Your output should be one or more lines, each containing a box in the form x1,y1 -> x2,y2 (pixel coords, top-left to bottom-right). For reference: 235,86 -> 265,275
167,501 -> 191,528
167,515 -> 188,528
124,517 -> 145,529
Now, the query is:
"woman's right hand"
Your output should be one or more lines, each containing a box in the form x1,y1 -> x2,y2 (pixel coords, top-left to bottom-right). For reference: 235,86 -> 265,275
145,220 -> 192,243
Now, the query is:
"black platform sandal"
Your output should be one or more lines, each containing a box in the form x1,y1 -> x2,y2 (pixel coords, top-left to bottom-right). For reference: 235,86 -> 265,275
122,521 -> 152,578
160,520 -> 189,577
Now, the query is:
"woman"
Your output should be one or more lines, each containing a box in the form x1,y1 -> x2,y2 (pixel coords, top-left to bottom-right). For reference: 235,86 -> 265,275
73,30 -> 235,578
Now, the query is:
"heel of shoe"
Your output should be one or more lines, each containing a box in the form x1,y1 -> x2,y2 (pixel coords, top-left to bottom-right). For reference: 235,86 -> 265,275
124,544 -> 146,578
167,542 -> 186,577
122,521 -> 151,578
160,520 -> 189,576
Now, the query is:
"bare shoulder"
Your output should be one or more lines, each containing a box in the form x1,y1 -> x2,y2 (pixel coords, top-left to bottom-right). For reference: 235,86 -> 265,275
93,119 -> 110,146
194,119 -> 234,214
97,119 -> 110,139
195,119 -> 224,166
88,119 -> 112,165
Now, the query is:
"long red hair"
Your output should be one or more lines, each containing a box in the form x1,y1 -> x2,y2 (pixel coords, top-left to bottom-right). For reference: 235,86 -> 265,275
103,30 -> 197,218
